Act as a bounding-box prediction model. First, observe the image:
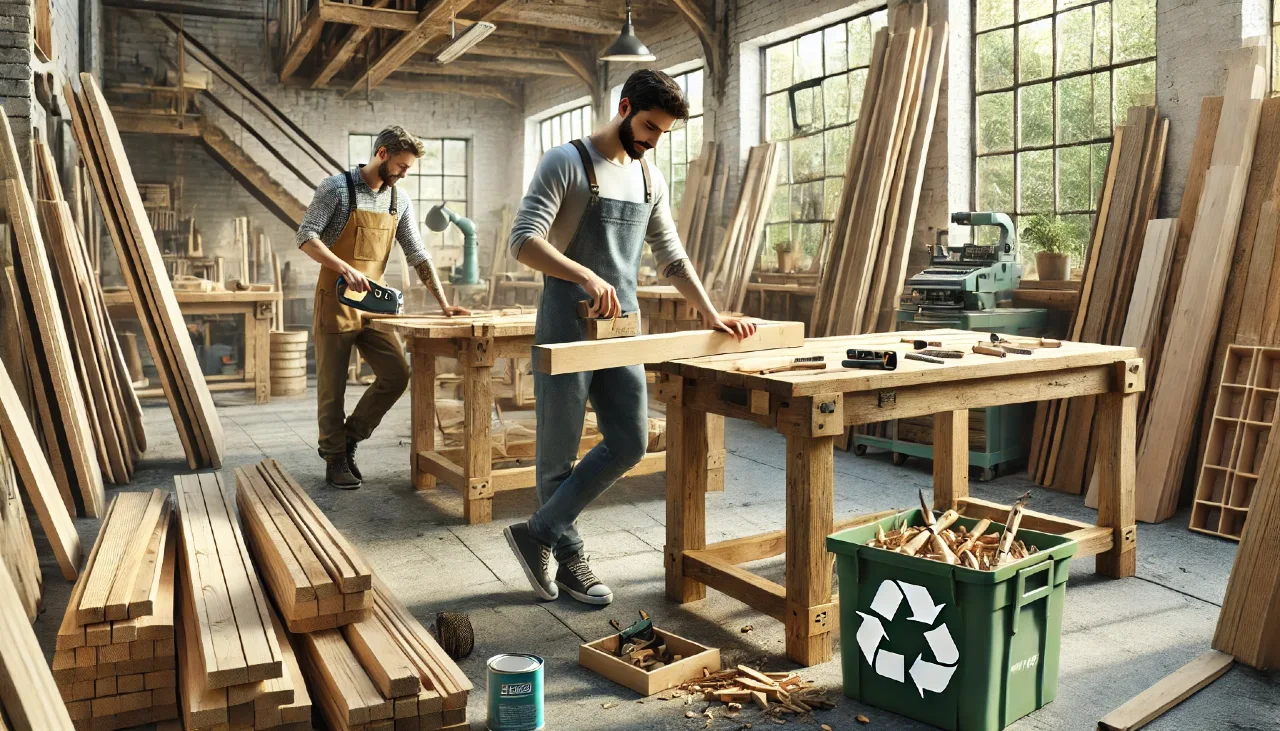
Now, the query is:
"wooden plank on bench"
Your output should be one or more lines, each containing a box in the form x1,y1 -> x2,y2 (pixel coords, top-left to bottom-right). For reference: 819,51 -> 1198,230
531,322 -> 804,375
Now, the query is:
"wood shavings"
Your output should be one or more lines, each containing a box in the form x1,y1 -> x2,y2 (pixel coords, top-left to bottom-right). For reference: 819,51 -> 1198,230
864,492 -> 1038,569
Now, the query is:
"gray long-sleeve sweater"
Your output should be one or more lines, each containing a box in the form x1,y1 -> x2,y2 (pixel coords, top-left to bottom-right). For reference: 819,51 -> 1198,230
508,137 -> 689,267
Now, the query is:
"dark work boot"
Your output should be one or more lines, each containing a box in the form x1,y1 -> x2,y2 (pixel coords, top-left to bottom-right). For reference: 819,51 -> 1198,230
556,553 -> 613,606
504,522 -> 558,601
346,438 -> 362,481
325,454 -> 362,490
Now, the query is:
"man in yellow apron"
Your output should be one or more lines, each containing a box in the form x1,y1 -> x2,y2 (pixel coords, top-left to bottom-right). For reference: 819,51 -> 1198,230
298,126 -> 468,489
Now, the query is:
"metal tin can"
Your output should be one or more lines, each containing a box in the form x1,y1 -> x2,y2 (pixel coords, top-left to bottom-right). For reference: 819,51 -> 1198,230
486,653 -> 544,731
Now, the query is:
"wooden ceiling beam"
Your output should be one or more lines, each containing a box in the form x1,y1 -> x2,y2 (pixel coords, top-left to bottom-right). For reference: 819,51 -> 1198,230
311,0 -> 392,89
490,3 -> 624,35
318,2 -> 418,30
278,2 -> 325,82
345,0 -> 478,97
379,75 -> 521,107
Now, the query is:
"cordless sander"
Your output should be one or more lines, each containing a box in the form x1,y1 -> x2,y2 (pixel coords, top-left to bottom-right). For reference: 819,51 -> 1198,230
335,275 -> 403,315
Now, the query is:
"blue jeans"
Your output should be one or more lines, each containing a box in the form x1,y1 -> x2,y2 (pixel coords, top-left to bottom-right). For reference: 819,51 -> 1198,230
527,364 -> 649,561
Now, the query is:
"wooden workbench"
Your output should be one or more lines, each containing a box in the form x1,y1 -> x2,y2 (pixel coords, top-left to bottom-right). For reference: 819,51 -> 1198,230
370,312 -> 674,524
103,289 -> 281,404
650,328 -> 1142,666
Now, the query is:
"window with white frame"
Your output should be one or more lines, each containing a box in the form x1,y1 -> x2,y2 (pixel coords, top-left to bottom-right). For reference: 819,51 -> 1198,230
761,7 -> 889,271
348,133 -> 469,249
651,66 -> 705,205
972,0 -> 1155,261
538,105 -> 592,157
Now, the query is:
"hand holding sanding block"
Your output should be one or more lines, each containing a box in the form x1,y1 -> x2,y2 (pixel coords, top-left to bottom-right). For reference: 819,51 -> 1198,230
531,321 -> 804,375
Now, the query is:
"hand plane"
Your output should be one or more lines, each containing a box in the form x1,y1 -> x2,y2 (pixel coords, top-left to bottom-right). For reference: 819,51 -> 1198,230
577,300 -> 640,340
336,276 -> 403,315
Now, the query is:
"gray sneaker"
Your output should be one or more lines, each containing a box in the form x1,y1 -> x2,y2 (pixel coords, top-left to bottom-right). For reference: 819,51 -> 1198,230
504,522 -> 558,601
556,553 -> 613,606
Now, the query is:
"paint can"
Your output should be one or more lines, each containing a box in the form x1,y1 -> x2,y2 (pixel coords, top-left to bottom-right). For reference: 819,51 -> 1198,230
486,653 -> 544,731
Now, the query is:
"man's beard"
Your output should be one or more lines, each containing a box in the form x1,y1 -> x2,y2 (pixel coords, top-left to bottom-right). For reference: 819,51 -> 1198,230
377,161 -> 402,187
617,112 -> 649,161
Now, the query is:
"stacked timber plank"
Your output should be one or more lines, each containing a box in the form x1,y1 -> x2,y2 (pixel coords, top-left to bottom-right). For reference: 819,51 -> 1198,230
174,472 -> 307,730
675,142 -> 724,286
0,108 -> 104,518
52,491 -> 179,731
66,72 -> 225,469
810,2 -> 947,337
702,142 -> 781,312
1135,45 -> 1268,523
1027,103 -> 1170,495
235,459 -> 373,632
235,459 -> 471,730
35,137 -> 146,488
269,330 -> 308,396
0,431 -> 41,621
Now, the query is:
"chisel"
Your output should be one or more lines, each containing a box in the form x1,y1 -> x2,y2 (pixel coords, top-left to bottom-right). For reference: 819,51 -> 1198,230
972,343 -> 1007,358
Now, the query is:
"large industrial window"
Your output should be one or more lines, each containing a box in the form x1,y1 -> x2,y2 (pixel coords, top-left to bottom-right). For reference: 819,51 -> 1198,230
348,133 -> 470,249
761,7 -> 889,271
651,66 -> 705,206
972,0 -> 1156,260
538,105 -> 592,157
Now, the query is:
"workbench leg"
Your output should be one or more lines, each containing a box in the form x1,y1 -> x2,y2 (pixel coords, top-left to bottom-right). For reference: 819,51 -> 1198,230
1095,392 -> 1137,578
411,341 -> 436,491
252,310 -> 270,404
785,431 -> 836,666
462,360 -> 493,524
705,414 -> 725,493
933,410 -> 969,512
665,393 -> 708,603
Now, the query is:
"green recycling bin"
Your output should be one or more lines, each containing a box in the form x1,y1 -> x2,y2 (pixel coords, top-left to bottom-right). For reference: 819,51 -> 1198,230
826,509 -> 1078,731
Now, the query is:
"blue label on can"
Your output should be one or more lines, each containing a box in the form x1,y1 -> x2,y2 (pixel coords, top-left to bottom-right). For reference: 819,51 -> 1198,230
487,654 -> 544,731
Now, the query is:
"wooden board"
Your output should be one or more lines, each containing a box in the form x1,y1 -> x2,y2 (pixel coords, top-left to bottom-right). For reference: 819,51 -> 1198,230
532,322 -> 805,375
174,473 -> 282,689
1238,201 -> 1280,345
0,356 -> 80,580
0,432 -> 41,621
1097,650 -> 1234,730
77,491 -> 157,624
343,612 -> 422,699
296,629 -> 393,728
371,577 -> 471,708
0,562 -> 75,729
2,173 -> 103,518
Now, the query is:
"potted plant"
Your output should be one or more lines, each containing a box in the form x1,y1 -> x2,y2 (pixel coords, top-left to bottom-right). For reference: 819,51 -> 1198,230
1021,214 -> 1072,281
774,240 -> 796,273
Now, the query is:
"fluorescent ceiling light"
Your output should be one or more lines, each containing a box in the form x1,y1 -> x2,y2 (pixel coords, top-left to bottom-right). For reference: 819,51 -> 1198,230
434,21 -> 496,65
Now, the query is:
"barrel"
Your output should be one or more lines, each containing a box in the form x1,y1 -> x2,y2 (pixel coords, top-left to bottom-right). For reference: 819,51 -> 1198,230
269,329 -> 308,396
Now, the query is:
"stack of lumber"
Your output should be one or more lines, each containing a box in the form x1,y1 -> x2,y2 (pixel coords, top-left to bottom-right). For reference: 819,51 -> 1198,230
1212,384 -> 1280,668
66,72 -> 225,469
0,431 -> 41,621
0,108 -> 104,517
235,459 -> 373,632
0,547 -> 75,730
810,3 -> 947,337
1135,45 -> 1268,523
233,459 -> 470,730
52,491 -> 179,731
269,330 -> 308,396
1188,345 -> 1279,539
174,472 -> 307,730
703,141 -> 781,312
675,141 -> 725,283
1027,102 -> 1170,495
35,136 -> 146,488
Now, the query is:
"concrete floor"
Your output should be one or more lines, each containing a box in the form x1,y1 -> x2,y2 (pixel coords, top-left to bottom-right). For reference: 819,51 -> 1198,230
28,382 -> 1280,731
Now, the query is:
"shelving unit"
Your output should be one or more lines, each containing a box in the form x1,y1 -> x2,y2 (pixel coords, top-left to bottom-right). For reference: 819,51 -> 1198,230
1190,345 -> 1280,539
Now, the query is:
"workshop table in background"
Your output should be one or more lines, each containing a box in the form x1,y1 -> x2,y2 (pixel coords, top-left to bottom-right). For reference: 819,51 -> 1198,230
103,288 -> 280,404
650,328 -> 1141,666
371,312 -> 677,525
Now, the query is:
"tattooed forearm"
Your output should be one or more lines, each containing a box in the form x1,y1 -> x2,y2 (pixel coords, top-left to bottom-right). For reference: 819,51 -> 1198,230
662,258 -> 693,281
415,260 -> 451,309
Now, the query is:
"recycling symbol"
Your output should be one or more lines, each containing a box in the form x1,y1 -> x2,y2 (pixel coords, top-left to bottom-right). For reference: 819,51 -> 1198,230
855,580 -> 958,697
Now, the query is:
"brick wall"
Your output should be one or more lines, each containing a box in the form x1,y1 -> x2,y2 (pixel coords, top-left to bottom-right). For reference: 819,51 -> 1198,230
103,9 -> 525,300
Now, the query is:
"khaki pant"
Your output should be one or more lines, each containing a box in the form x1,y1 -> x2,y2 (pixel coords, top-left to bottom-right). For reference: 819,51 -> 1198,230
315,327 -> 409,458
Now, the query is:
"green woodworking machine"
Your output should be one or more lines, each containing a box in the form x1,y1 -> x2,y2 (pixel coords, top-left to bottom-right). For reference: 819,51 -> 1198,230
855,211 -> 1049,480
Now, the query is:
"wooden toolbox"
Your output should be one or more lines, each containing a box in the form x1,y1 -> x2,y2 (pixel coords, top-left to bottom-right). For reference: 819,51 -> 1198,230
578,628 -> 720,697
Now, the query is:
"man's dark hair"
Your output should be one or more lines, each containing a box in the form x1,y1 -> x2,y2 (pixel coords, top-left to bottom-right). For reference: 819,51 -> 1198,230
619,69 -> 689,120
